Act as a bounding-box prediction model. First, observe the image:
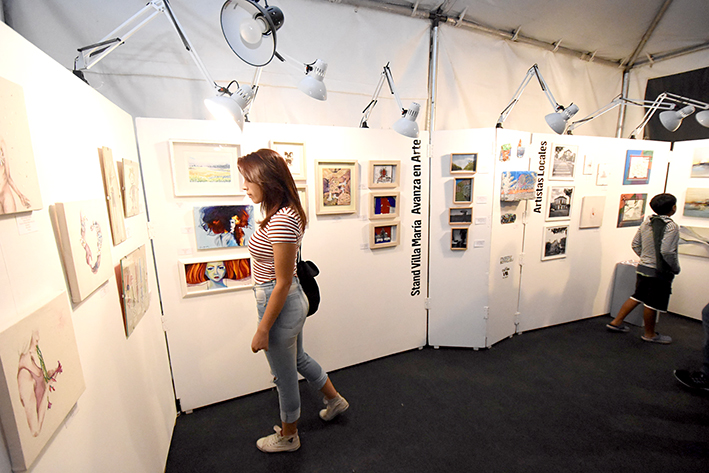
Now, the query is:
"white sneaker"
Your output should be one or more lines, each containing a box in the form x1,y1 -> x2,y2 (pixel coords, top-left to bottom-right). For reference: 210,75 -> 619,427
256,426 -> 300,453
319,394 -> 349,421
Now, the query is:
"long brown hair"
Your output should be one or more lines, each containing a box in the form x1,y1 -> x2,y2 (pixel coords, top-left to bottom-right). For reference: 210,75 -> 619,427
237,149 -> 307,230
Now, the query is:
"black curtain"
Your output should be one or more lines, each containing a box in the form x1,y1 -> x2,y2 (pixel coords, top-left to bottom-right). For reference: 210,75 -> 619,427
643,66 -> 709,142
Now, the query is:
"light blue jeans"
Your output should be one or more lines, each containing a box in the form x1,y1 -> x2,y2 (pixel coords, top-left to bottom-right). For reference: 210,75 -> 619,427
254,277 -> 328,423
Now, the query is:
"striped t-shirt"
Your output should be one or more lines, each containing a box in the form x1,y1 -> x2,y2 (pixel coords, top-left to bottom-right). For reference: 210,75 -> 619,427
248,207 -> 303,284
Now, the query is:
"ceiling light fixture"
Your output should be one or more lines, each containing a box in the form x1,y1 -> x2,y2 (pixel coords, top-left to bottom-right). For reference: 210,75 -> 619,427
360,62 -> 420,138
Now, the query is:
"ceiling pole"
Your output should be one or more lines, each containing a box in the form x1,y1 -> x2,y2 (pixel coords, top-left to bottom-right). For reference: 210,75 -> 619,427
624,0 -> 674,71
427,13 -> 440,135
616,70 -> 631,138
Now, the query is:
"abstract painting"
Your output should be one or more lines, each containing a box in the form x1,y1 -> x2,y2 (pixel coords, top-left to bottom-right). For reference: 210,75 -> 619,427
98,147 -> 127,245
450,153 -> 477,174
500,171 -> 536,202
546,186 -> 574,221
369,192 -> 400,220
542,224 -> 568,261
120,158 -> 141,218
270,141 -> 306,181
193,205 -> 254,249
690,147 -> 709,178
169,141 -> 242,196
617,193 -> 647,228
550,144 -> 577,180
316,160 -> 358,215
369,222 -> 400,249
683,188 -> 709,218
579,196 -> 606,229
678,226 -> 709,258
369,161 -> 399,189
120,245 -> 151,337
622,150 -> 653,185
179,256 -> 252,297
0,293 -> 85,471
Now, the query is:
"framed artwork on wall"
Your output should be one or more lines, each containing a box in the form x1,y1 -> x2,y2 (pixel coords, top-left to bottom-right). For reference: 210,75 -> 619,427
678,226 -> 709,258
542,224 -> 568,261
500,171 -> 536,202
583,154 -> 594,175
369,160 -> 399,189
617,193 -> 647,228
120,158 -> 141,217
453,177 -> 473,204
297,186 -> 309,221
179,255 -> 252,297
98,146 -> 127,245
315,160 -> 358,215
168,140 -> 242,197
546,186 -> 574,221
596,163 -> 611,186
550,143 -> 577,180
369,221 -> 399,249
683,188 -> 709,218
622,150 -> 653,185
579,196 -> 606,229
450,153 -> 477,174
193,205 -> 255,249
270,141 -> 306,181
451,227 -> 469,250
120,245 -> 150,337
690,147 -> 709,178
368,192 -> 400,220
449,207 -> 473,225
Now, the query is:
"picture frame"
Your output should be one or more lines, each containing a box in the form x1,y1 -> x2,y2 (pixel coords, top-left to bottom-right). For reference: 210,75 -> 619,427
500,171 -> 536,202
453,177 -> 474,204
369,192 -> 400,220
120,245 -> 150,337
369,160 -> 400,189
550,143 -> 577,180
617,193 -> 647,228
98,147 -> 127,245
297,186 -> 309,222
690,147 -> 709,178
583,154 -> 594,175
178,255 -> 252,297
542,224 -> 568,260
449,207 -> 473,225
678,226 -> 709,258
168,140 -> 242,197
450,153 -> 477,174
315,160 -> 358,215
270,141 -> 306,181
451,227 -> 469,250
579,196 -> 606,229
369,221 -> 400,249
683,188 -> 709,218
546,186 -> 574,221
622,150 -> 653,185
120,158 -> 141,218
596,163 -> 611,186
193,205 -> 255,249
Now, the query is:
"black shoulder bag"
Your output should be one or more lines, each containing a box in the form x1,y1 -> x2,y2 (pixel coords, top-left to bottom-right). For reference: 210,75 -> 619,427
296,248 -> 320,316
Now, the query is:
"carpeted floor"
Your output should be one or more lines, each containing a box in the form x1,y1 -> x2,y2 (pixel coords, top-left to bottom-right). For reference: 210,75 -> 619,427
165,314 -> 709,473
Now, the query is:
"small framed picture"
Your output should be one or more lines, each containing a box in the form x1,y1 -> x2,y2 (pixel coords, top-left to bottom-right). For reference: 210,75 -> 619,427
315,160 -> 358,215
450,153 -> 477,174
369,221 -> 400,249
369,160 -> 400,189
369,192 -> 400,220
546,186 -> 574,221
453,177 -> 474,204
550,143 -> 577,180
451,227 -> 469,250
690,147 -> 709,178
193,205 -> 255,249
579,196 -> 606,229
179,255 -> 252,297
596,163 -> 611,186
542,224 -> 568,261
449,207 -> 473,225
297,186 -> 309,221
169,140 -> 242,196
617,193 -> 647,228
623,150 -> 653,185
120,158 -> 142,217
270,141 -> 306,181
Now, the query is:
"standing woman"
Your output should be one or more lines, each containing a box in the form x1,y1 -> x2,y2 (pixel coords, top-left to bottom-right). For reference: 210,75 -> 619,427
238,149 -> 349,453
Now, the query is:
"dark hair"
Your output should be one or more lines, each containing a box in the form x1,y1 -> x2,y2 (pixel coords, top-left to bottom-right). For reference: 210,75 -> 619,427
237,149 -> 307,230
649,193 -> 676,215
199,206 -> 251,244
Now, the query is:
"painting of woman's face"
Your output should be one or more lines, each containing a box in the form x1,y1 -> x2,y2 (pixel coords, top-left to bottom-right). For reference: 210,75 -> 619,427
205,262 -> 226,282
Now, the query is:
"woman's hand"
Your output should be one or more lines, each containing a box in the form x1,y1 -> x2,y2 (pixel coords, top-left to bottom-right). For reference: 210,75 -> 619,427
251,329 -> 269,353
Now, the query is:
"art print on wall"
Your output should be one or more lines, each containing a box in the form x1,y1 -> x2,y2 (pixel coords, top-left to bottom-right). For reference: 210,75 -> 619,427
53,199 -> 114,303
450,153 -> 477,174
369,221 -> 399,249
542,224 -> 568,261
546,186 -> 574,221
169,141 -> 242,196
193,205 -> 254,249
369,192 -> 400,220
453,177 -> 473,204
120,245 -> 150,337
579,196 -> 606,229
690,147 -> 709,178
583,154 -> 594,175
451,227 -> 469,250
683,188 -> 709,218
0,76 -> 43,216
98,147 -> 127,245
449,207 -> 472,225
316,160 -> 358,215
678,226 -> 709,258
297,186 -> 309,221
623,150 -> 653,185
369,161 -> 399,189
550,144 -> 577,180
179,256 -> 252,297
617,193 -> 647,228
120,158 -> 141,218
500,171 -> 536,202
270,141 -> 306,181
0,293 -> 85,471
596,163 -> 611,186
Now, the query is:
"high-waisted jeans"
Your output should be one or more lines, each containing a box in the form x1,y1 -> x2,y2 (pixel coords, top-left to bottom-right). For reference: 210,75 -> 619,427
254,277 -> 328,423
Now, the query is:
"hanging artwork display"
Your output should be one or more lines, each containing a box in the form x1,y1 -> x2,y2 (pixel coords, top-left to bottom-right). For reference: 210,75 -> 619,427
270,141 -> 306,181
550,143 -> 577,180
678,226 -> 709,258
546,186 -> 574,221
542,224 -> 568,261
368,192 -> 400,220
98,147 -> 127,245
451,228 -> 469,250
193,205 -> 255,249
53,199 -> 114,303
315,160 -> 358,215
583,154 -> 594,175
500,171 -> 536,202
450,153 -> 477,174
579,196 -> 606,229
368,160 -> 399,189
0,293 -> 85,471
169,141 -> 242,197
617,193 -> 647,228
622,150 -> 653,185
179,256 -> 252,297
596,163 -> 611,186
690,147 -> 709,178
120,158 -> 141,218
297,186 -> 309,221
453,177 -> 473,204
120,245 -> 151,337
683,188 -> 709,218
0,76 -> 43,216
499,143 -> 512,162
449,207 -> 473,225
369,221 -> 400,249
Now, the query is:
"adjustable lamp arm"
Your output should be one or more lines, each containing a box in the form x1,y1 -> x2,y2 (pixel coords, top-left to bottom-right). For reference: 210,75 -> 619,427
566,95 -> 673,135
496,64 -> 564,128
360,62 -> 408,128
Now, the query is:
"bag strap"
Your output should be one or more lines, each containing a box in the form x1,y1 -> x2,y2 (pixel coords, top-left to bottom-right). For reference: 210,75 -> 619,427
297,245 -> 303,264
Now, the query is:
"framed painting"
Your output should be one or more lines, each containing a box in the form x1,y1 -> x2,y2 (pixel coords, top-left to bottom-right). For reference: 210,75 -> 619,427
369,221 -> 400,249
449,207 -> 473,225
579,196 -> 606,229
369,192 -> 400,220
179,255 -> 252,297
53,199 -> 114,303
450,153 -> 477,174
270,141 -> 306,181
678,226 -> 709,258
315,160 -> 358,215
583,154 -> 594,175
617,193 -> 647,228
120,245 -> 150,337
369,160 -> 399,189
550,143 -> 577,180
193,205 -> 255,249
596,163 -> 611,186
451,227 -> 469,250
120,158 -> 141,218
623,150 -> 653,185
691,147 -> 709,178
0,293 -> 85,471
453,177 -> 474,204
683,188 -> 709,218
546,186 -> 574,221
297,186 -> 309,221
0,76 -> 43,216
168,140 -> 242,196
98,147 -> 127,245
542,224 -> 568,261
500,171 -> 536,202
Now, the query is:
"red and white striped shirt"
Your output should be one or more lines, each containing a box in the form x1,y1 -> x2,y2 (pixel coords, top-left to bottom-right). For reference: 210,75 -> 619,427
248,207 -> 303,284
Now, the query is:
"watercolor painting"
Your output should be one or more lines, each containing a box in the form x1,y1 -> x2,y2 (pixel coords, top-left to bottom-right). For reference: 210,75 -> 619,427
369,161 -> 399,189
546,186 -> 574,221
542,224 -> 568,260
683,188 -> 709,218
678,226 -> 709,258
120,245 -> 151,337
316,161 -> 358,215
596,163 -> 611,186
623,150 -> 653,185
579,196 -> 606,229
453,178 -> 473,204
550,144 -> 577,180
0,293 -> 85,471
271,141 -> 306,181
450,153 -> 477,174
98,147 -> 127,245
690,147 -> 709,178
193,205 -> 254,249
617,193 -> 647,228
169,141 -> 242,196
501,171 -> 536,202
180,256 -> 252,297
120,158 -> 141,217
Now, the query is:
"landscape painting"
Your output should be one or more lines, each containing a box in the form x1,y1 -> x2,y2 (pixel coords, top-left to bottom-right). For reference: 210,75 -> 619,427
169,141 -> 242,196
683,188 -> 709,218
691,147 -> 709,178
450,153 -> 477,174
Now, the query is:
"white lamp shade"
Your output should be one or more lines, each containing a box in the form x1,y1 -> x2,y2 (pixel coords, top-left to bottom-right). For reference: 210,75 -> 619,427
660,105 -> 695,132
393,102 -> 420,138
204,85 -> 254,131
545,103 -> 579,134
220,0 -> 283,67
696,110 -> 709,128
298,59 -> 327,101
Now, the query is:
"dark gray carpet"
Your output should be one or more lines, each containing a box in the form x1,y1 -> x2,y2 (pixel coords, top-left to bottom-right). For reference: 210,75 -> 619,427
165,314 -> 709,473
